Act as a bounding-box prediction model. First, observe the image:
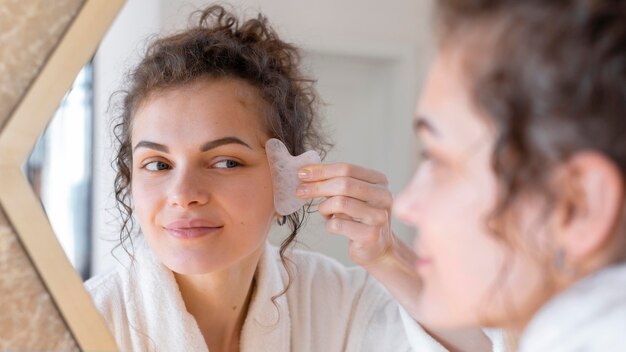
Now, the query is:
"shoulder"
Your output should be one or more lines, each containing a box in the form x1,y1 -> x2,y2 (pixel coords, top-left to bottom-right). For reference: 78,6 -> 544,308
285,246 -> 361,278
83,258 -> 159,351
281,246 -> 392,303
521,264 -> 626,351
85,268 -> 124,306
84,267 -> 129,325
274,246 -> 414,351
84,268 -> 134,349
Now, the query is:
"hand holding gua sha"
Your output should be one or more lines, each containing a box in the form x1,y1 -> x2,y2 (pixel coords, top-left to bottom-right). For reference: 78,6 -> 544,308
266,138 -> 322,216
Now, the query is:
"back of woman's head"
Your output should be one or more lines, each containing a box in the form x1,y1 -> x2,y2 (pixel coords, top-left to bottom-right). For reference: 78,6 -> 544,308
113,5 -> 330,258
435,0 -> 626,260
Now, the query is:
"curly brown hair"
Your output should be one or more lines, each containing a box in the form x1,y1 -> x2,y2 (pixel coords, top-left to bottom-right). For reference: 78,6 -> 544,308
111,5 -> 331,294
435,0 -> 626,264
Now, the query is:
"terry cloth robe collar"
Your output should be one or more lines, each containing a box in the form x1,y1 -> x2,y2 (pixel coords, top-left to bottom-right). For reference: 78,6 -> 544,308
520,262 -> 626,351
239,244 -> 291,351
124,241 -> 290,352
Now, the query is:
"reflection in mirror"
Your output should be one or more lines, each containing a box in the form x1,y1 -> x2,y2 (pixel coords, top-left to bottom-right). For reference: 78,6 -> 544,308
25,63 -> 94,280
18,0 -> 423,286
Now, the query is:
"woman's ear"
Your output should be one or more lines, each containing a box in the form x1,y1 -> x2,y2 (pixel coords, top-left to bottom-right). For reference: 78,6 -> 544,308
553,152 -> 624,268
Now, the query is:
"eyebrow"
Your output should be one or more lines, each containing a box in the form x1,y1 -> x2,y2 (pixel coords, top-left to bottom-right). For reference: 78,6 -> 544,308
413,115 -> 440,138
133,137 -> 252,153
200,137 -> 252,151
133,141 -> 169,153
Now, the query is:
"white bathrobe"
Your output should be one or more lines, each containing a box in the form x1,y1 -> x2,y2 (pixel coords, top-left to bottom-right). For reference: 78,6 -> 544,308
519,263 -> 626,351
86,241 -> 450,352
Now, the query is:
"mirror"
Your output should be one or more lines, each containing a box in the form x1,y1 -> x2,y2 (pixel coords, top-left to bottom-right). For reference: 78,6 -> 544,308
24,0 -> 428,281
26,64 -> 94,280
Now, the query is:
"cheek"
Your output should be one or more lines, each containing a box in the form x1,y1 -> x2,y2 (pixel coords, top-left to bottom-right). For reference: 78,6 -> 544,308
130,178 -> 162,226
428,182 -> 504,289
413,167 -> 512,324
215,170 -> 275,225
422,215 -> 509,327
432,222 -> 507,304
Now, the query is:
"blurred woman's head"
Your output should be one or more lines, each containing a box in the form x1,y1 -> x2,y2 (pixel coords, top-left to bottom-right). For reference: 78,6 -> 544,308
112,5 -> 330,275
395,0 -> 626,330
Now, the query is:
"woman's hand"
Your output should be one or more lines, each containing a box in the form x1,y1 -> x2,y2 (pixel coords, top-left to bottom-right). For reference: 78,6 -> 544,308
296,162 -> 394,266
296,162 -> 493,351
296,162 -> 422,312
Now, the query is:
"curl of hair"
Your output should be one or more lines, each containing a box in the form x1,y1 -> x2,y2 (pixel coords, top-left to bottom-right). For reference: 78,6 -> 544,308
111,5 -> 331,300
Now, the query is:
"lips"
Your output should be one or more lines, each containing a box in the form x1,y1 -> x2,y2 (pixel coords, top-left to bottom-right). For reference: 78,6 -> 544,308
164,218 -> 223,239
415,257 -> 433,267
413,238 -> 432,268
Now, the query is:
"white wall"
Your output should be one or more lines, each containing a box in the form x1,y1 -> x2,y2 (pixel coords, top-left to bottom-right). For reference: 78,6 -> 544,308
91,0 -> 434,274
91,0 -> 161,275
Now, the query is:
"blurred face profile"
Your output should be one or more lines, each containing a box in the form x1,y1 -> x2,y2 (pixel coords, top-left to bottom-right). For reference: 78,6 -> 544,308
130,78 -> 276,275
394,47 -> 548,329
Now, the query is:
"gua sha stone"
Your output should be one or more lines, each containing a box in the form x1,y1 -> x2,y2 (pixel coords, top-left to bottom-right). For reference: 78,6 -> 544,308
266,138 -> 321,216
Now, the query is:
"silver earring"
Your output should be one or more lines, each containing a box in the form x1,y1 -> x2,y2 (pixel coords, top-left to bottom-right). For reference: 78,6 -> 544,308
553,248 -> 567,272
553,248 -> 578,277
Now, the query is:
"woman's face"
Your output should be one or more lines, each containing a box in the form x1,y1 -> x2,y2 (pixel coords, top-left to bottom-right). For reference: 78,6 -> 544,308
131,78 -> 276,275
394,49 -> 547,329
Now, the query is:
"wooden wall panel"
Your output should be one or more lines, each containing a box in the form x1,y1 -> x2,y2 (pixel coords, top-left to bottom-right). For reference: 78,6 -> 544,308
0,0 -> 123,350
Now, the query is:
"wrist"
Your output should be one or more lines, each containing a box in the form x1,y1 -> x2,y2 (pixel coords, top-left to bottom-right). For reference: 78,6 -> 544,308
361,233 -> 414,275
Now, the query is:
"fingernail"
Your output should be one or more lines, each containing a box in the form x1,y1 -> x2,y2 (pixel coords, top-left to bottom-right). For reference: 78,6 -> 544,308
296,185 -> 308,197
298,168 -> 311,180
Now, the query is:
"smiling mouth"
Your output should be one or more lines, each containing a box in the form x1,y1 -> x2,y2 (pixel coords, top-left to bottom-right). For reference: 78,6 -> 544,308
415,257 -> 432,267
164,226 -> 223,239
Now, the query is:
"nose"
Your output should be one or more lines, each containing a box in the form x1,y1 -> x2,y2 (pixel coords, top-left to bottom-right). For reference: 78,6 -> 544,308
167,166 -> 210,208
393,172 -> 422,227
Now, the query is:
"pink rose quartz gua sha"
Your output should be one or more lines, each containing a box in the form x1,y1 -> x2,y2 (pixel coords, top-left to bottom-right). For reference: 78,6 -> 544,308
265,138 -> 321,216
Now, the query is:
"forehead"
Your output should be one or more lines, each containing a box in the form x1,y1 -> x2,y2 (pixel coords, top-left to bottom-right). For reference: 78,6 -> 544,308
416,48 -> 493,147
131,78 -> 269,147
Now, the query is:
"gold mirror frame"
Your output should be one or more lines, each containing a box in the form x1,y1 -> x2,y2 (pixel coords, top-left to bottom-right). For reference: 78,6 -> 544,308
0,0 -> 124,350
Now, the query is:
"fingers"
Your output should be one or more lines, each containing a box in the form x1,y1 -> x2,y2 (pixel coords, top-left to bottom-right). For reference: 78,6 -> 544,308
297,176 -> 393,209
318,196 -> 390,226
325,214 -> 389,247
294,162 -> 395,265
298,162 -> 389,185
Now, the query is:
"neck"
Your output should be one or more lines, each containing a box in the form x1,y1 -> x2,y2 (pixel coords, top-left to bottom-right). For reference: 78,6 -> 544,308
509,257 -> 612,334
175,246 -> 264,352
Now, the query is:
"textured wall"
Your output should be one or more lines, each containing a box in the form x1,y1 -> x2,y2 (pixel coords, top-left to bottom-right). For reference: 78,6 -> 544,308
0,0 -> 84,127
0,207 -> 77,350
0,0 -> 85,349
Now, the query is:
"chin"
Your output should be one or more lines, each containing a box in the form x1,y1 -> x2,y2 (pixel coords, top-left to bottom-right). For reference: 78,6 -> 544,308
158,249 -> 233,275
415,292 -> 476,329
169,261 -> 234,276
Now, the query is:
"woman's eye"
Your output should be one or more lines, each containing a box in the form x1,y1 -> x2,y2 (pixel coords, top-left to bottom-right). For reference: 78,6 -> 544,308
144,161 -> 170,171
214,159 -> 241,169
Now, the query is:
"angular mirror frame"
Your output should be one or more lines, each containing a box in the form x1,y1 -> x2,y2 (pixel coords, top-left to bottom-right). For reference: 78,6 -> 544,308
0,0 -> 124,350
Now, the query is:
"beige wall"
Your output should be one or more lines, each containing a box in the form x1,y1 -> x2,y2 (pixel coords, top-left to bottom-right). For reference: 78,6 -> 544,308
91,0 -> 161,275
